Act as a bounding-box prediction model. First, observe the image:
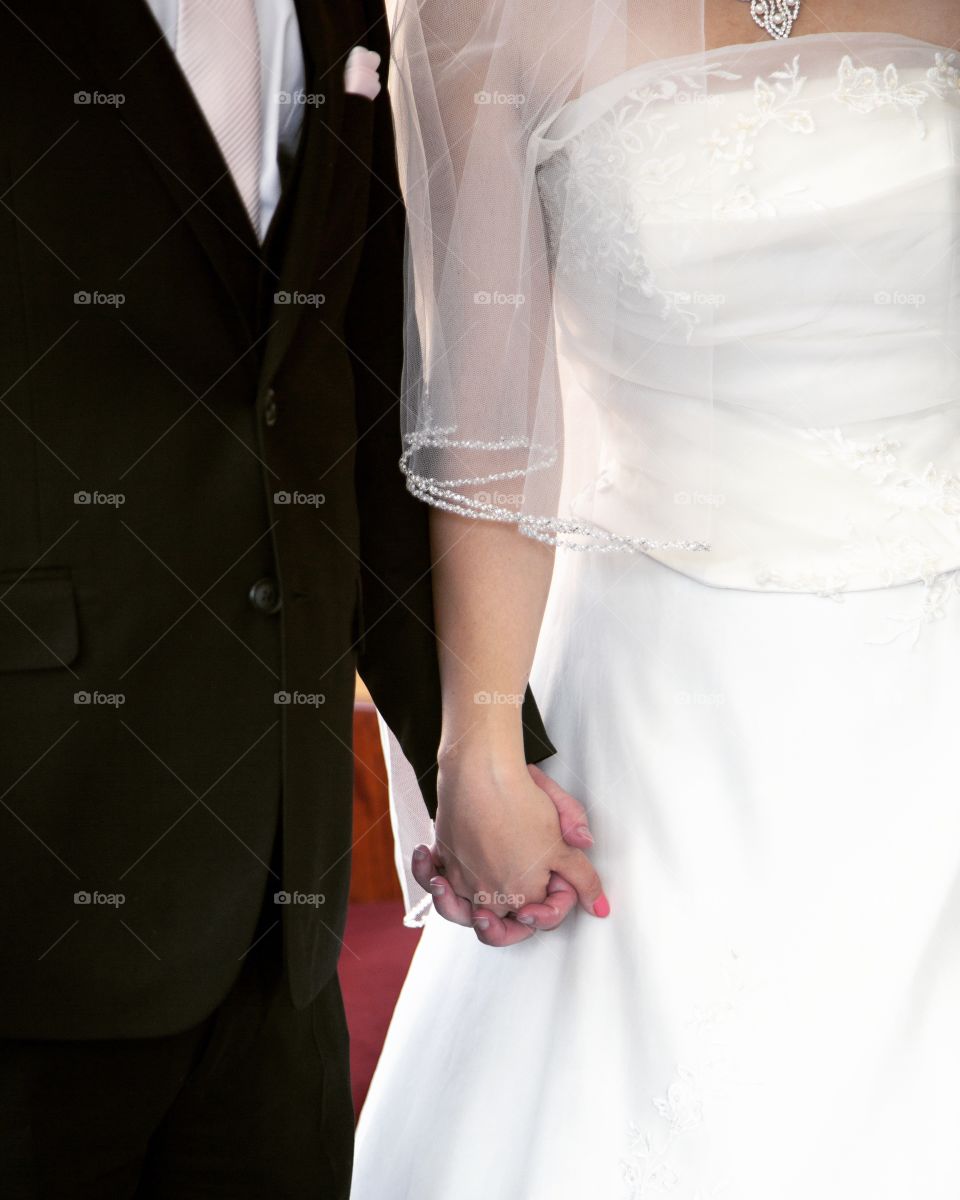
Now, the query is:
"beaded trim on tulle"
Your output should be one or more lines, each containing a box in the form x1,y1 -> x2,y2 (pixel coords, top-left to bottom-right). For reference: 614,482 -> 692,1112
400,428 -> 711,552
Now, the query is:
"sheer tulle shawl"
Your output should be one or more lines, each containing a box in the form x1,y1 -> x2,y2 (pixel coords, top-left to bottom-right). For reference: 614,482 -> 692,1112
384,0 -> 718,556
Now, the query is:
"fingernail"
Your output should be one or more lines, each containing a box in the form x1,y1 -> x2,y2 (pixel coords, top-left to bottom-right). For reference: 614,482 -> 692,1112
429,878 -> 445,897
474,918 -> 490,931
575,825 -> 594,844
593,893 -> 610,918
412,846 -> 428,861
517,914 -> 536,925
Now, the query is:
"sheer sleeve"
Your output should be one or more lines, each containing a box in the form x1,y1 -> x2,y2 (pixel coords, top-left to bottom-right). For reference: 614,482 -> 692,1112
385,0 -> 717,553
388,1 -> 565,528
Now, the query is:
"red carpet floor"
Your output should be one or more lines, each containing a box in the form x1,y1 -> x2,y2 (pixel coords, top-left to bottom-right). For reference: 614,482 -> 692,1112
339,900 -> 423,1117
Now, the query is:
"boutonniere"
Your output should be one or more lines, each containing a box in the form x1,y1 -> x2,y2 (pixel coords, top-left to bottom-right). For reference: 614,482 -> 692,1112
344,46 -> 382,100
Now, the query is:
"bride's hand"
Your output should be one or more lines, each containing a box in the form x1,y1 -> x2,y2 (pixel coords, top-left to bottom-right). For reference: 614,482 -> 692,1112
412,761 -> 609,946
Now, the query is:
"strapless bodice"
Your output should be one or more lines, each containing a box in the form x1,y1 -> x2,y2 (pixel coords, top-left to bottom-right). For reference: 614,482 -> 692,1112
536,34 -> 960,593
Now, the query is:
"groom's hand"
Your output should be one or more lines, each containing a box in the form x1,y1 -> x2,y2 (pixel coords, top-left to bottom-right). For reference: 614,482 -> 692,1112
410,763 -> 609,947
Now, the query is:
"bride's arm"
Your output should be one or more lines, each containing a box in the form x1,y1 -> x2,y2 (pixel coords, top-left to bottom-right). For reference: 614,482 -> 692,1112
427,507 -> 608,930
386,2 -> 609,937
432,510 -> 551,773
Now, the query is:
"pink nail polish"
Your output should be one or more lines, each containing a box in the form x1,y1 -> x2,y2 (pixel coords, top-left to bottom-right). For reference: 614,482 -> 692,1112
593,893 -> 610,918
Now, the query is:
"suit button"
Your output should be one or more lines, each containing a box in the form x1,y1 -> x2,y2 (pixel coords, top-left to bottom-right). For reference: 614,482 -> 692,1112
248,576 -> 281,614
263,388 -> 278,428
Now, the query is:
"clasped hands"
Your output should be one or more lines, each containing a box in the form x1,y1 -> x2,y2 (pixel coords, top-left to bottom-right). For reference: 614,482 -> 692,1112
411,761 -> 610,947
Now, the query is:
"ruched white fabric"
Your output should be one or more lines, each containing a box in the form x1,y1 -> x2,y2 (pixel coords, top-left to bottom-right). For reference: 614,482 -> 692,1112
536,36 -> 960,592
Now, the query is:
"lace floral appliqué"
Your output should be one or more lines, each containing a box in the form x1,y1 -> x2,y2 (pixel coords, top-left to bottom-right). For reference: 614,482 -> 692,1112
540,46 -> 958,322
538,56 -> 822,339
833,50 -> 960,138
705,54 -> 814,175
620,950 -> 753,1198
753,428 -> 960,644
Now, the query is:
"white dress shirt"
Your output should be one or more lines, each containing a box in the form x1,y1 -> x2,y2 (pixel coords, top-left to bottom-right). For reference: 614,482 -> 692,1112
143,0 -> 306,238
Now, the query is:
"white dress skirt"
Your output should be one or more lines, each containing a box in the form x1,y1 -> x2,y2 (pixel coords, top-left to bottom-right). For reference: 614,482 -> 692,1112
352,548 -> 960,1200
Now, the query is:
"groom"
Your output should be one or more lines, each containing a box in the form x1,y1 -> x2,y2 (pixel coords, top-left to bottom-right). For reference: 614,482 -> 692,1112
0,1 -> 568,1196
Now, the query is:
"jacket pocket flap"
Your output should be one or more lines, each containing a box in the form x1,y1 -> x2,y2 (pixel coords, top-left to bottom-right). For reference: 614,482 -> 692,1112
0,574 -> 79,671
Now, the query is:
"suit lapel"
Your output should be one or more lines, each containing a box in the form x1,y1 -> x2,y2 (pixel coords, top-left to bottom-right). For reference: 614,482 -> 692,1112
49,0 -> 266,340
18,0 -> 364,368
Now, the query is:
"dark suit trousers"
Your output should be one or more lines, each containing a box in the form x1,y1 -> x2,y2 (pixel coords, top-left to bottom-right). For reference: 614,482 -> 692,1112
0,916 -> 354,1199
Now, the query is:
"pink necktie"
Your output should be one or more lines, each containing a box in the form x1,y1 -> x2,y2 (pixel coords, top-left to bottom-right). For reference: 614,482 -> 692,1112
177,0 -> 264,237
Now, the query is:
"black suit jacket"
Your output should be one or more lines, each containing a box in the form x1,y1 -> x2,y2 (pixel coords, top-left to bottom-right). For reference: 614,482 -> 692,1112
0,0 -> 555,1039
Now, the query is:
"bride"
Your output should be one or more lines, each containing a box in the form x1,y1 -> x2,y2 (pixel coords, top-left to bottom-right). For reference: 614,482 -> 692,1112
354,1 -> 960,1196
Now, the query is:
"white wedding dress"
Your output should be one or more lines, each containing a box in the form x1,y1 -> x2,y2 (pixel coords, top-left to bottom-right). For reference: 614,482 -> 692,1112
353,31 -> 960,1200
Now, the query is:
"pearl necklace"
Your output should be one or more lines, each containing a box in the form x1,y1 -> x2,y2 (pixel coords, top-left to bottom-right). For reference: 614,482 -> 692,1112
738,0 -> 801,40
